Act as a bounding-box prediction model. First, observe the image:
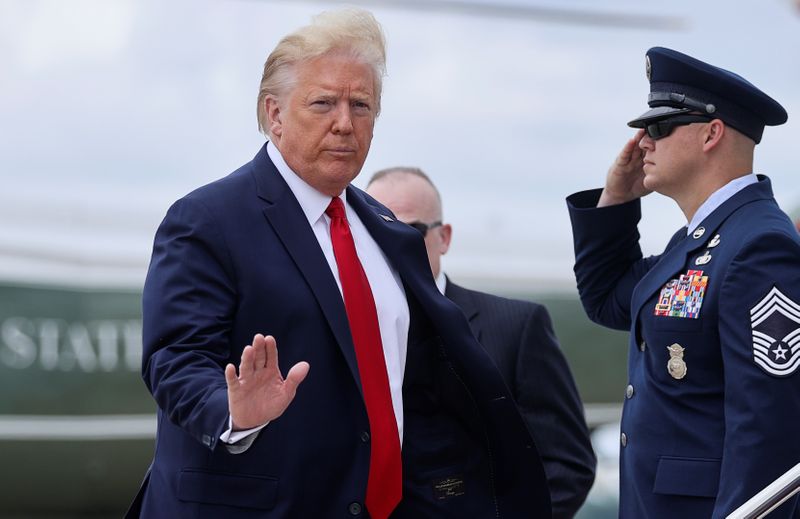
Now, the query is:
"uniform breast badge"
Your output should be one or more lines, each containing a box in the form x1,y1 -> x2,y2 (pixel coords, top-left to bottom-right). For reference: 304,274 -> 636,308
667,343 -> 687,379
654,270 -> 708,318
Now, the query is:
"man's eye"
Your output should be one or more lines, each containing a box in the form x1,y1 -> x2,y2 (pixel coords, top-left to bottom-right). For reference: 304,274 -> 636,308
311,99 -> 332,108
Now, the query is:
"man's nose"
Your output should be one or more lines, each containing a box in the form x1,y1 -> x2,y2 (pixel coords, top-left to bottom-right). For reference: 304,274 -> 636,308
331,104 -> 354,134
639,132 -> 654,150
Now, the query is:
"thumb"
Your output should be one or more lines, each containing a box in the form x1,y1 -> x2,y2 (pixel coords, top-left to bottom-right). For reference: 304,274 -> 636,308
284,361 -> 310,393
224,363 -> 239,389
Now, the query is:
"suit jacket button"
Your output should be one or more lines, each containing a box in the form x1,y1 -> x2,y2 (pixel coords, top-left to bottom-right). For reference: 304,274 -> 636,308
348,502 -> 363,515
625,385 -> 634,399
639,340 -> 647,352
360,431 -> 370,443
620,432 -> 628,447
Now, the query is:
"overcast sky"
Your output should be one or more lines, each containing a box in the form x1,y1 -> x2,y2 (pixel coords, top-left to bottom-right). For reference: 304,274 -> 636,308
1,0 -> 798,292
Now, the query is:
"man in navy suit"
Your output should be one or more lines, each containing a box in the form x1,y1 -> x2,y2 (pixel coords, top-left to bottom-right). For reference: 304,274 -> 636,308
567,47 -> 800,518
366,167 -> 596,518
127,8 -> 550,519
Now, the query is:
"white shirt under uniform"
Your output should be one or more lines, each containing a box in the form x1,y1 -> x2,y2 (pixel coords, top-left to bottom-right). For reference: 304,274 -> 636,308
686,173 -> 758,235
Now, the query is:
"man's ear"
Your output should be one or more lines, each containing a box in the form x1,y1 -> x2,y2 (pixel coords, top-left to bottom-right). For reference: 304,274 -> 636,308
702,119 -> 725,152
439,223 -> 452,255
266,96 -> 283,138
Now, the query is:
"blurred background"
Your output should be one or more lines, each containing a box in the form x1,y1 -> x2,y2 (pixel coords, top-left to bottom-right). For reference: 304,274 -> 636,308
1,0 -> 798,516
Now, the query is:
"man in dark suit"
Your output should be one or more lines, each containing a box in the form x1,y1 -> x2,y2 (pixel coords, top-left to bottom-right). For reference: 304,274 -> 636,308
127,8 -> 551,519
567,47 -> 800,518
366,167 -> 596,518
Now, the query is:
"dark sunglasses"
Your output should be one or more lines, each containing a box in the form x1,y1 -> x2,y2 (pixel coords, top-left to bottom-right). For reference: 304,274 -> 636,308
407,220 -> 442,236
645,114 -> 713,140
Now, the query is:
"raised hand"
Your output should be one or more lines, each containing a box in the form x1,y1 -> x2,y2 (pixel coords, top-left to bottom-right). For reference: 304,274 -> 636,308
224,334 -> 310,430
598,129 -> 651,207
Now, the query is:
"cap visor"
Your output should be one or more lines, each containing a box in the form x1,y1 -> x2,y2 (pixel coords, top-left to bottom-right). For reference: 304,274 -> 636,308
627,106 -> 690,128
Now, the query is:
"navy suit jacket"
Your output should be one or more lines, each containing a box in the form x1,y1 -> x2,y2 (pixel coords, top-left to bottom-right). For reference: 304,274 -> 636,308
128,144 -> 551,518
567,176 -> 800,518
445,280 -> 596,518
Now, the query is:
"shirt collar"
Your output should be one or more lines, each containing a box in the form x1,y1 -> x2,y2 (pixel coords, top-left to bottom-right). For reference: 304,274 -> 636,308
435,271 -> 447,295
686,173 -> 758,235
267,141 -> 345,225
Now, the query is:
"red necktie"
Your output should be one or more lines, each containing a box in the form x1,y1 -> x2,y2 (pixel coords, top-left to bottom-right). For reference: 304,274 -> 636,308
325,197 -> 402,519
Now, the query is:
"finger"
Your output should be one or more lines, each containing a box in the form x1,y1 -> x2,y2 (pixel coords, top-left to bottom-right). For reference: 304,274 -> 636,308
224,363 -> 239,390
253,335 -> 268,369
284,361 -> 310,394
264,335 -> 279,372
630,141 -> 644,163
618,137 -> 639,166
631,130 -> 645,156
239,345 -> 254,379
252,333 -> 265,348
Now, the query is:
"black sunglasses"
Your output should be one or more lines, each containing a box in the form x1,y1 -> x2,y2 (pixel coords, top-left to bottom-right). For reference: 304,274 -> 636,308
407,220 -> 442,236
645,114 -> 713,140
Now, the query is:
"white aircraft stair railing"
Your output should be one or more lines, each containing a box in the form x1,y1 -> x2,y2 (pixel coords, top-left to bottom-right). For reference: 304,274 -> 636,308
726,462 -> 800,518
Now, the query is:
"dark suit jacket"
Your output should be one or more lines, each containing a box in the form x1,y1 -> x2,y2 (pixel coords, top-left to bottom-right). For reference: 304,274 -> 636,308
567,176 -> 800,518
445,280 -> 596,518
127,144 -> 551,518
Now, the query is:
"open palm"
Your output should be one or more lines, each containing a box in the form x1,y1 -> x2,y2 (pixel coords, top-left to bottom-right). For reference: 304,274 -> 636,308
225,334 -> 310,430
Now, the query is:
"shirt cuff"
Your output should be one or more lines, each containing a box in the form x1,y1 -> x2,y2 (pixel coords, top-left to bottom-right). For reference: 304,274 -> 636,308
219,415 -> 269,453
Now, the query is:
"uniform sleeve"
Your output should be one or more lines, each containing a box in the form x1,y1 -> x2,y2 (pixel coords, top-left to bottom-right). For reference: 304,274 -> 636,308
714,231 -> 800,518
567,189 -> 658,331
514,304 -> 596,519
141,196 -> 238,450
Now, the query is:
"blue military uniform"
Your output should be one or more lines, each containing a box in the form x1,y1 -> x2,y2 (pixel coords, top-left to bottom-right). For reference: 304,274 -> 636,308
567,48 -> 800,518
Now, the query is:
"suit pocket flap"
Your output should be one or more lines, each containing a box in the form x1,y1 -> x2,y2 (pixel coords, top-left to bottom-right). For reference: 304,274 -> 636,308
653,456 -> 721,497
178,469 -> 278,510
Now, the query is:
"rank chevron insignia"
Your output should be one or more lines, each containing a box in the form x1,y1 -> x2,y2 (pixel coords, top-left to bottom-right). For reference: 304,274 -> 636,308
750,286 -> 800,377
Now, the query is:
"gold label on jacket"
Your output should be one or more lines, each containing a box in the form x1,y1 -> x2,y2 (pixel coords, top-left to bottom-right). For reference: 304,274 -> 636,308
432,476 -> 466,500
667,343 -> 687,379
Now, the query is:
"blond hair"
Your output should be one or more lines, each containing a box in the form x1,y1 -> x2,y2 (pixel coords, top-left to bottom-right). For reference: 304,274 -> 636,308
256,8 -> 387,137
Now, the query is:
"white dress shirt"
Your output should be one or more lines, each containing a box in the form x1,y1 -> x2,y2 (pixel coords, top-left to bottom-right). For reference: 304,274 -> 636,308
222,142 -> 409,446
435,270 -> 447,295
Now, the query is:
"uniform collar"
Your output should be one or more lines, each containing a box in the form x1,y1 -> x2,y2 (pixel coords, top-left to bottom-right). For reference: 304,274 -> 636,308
687,173 -> 758,235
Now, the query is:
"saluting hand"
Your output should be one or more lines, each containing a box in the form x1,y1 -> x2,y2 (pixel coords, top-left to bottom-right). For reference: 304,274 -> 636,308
225,334 -> 310,430
598,129 -> 651,207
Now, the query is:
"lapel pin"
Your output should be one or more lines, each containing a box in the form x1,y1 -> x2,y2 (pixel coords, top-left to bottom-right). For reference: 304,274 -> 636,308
692,227 -> 706,239
695,251 -> 712,265
707,234 -> 721,248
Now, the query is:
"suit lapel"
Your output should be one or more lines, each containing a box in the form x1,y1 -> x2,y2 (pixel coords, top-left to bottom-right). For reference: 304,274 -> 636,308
445,279 -> 482,342
251,146 -> 362,393
347,186 -> 433,294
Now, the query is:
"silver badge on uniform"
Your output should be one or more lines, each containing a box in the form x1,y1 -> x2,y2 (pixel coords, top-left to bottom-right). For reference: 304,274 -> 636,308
750,286 -> 800,377
692,227 -> 706,239
707,234 -> 721,248
695,251 -> 712,265
667,343 -> 687,379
